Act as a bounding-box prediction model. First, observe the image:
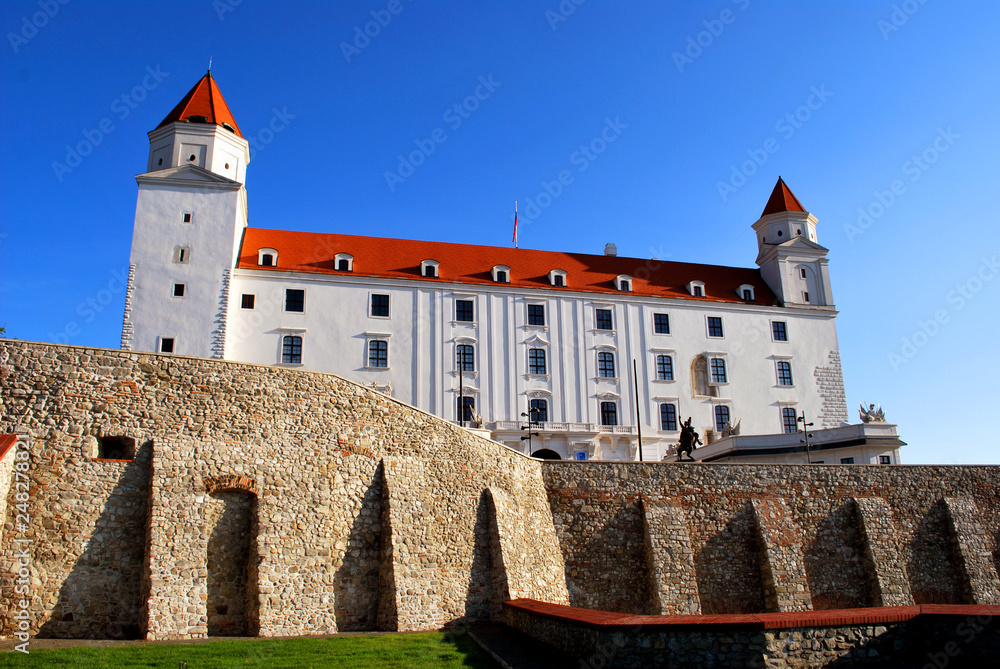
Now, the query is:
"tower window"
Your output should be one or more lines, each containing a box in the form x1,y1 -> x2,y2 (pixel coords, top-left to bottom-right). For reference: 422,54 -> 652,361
285,289 -> 305,312
173,283 -> 185,297
241,294 -> 255,309
159,338 -> 174,353
800,268 -> 807,279
782,407 -> 798,434
182,212 -> 192,223
803,291 -> 810,303
879,455 -> 892,464
282,335 -> 302,364
173,246 -> 190,264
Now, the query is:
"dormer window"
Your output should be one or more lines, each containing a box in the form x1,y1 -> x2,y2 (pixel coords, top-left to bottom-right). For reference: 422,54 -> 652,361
549,269 -> 567,287
257,248 -> 278,267
738,284 -> 755,301
492,265 -> 510,283
335,253 -> 354,272
615,275 -> 632,292
688,281 -> 705,297
221,122 -> 237,134
421,260 -> 440,278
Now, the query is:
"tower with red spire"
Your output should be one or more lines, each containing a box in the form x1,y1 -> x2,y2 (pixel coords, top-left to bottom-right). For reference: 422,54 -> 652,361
121,72 -> 250,358
752,178 -> 834,308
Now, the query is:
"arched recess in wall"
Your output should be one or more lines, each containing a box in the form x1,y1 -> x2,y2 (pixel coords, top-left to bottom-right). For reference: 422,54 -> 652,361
531,449 -> 562,460
204,476 -> 259,637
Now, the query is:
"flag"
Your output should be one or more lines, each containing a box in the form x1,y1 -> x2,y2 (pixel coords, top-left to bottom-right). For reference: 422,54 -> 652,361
512,201 -> 518,248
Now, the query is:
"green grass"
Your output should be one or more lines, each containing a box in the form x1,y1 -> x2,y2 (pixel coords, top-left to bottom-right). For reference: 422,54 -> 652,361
0,631 -> 500,668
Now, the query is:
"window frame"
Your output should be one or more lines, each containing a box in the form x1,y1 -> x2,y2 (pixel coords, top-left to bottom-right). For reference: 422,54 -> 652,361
527,303 -> 546,327
659,403 -> 678,431
707,316 -> 724,338
653,313 -> 670,335
370,293 -> 390,318
595,308 -> 613,331
258,247 -> 278,267
281,334 -> 303,364
781,407 -> 798,434
776,360 -> 794,386
600,401 -> 618,426
456,343 -> 475,372
455,299 -> 474,323
335,253 -> 354,272
528,348 -> 547,375
597,351 -> 616,379
172,283 -> 185,298
710,357 -> 727,384
284,288 -> 305,313
655,354 -> 674,381
241,294 -> 255,310
529,398 -> 548,423
714,405 -> 731,434
368,339 -> 389,368
771,321 -> 788,342
159,337 -> 175,354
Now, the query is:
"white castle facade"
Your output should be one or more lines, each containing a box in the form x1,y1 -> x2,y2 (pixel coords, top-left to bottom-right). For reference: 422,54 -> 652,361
121,73 -> 902,463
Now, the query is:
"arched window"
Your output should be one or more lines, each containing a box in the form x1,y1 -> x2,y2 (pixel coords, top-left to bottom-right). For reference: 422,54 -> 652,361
457,397 -> 475,424
776,360 -> 793,386
597,351 -> 616,378
782,407 -> 798,434
258,248 -> 278,267
421,259 -> 440,277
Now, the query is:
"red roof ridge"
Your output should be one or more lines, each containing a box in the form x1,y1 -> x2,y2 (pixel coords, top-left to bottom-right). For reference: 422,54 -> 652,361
157,71 -> 243,138
761,177 -> 807,217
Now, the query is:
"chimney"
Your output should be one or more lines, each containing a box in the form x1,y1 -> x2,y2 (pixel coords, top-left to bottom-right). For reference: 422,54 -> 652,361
604,243 -> 617,257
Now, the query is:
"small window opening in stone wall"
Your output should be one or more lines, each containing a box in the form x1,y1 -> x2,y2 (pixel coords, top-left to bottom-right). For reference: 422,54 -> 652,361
96,436 -> 136,461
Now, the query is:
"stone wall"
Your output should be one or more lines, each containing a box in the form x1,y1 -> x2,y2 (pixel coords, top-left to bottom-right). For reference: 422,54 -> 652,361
542,462 -> 1000,616
0,341 -> 568,639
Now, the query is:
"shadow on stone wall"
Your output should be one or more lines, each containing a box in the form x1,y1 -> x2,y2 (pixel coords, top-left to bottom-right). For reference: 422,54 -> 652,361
460,491 -> 495,625
695,503 -> 765,615
206,490 -> 257,636
564,503 -> 651,614
910,500 -> 964,605
803,501 -> 871,610
333,462 -> 383,632
375,461 -> 397,632
36,441 -> 152,640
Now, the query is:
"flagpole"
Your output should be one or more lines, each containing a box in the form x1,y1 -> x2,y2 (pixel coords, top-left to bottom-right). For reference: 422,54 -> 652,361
513,201 -> 518,249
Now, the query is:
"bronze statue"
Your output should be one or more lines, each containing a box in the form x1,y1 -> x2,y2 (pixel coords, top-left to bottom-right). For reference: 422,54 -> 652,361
676,418 -> 702,461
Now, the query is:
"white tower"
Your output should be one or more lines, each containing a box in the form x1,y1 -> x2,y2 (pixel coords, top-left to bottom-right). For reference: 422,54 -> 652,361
752,178 -> 834,308
121,72 -> 250,358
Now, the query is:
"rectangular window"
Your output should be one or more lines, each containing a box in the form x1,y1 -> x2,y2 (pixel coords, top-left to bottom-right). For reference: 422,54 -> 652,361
742,288 -> 752,300
777,361 -> 794,386
841,457 -> 855,464
173,283 -> 185,297
655,354 -> 674,381
600,401 -> 618,426
595,309 -> 613,330
879,455 -> 891,465
528,304 -> 545,326
457,397 -> 475,424
529,398 -> 548,423
456,299 -> 474,322
619,280 -> 630,292
423,265 -> 437,277
285,289 -> 305,312
772,321 -> 788,341
597,351 -> 615,378
653,313 -> 670,334
159,337 -> 174,353
553,275 -> 564,287
707,316 -> 724,338
282,335 -> 302,364
495,270 -> 508,283
714,405 -> 731,433
660,403 -> 677,431
528,348 -> 547,375
241,294 -> 255,309
803,291 -> 810,303
182,212 -> 192,223
782,407 -> 798,434
710,358 -> 727,384
693,285 -> 703,297
371,294 -> 389,317
368,340 -> 388,367
457,344 -> 474,371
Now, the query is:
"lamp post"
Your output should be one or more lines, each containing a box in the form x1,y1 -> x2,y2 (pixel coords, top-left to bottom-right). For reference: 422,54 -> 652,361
457,348 -> 464,427
798,412 -> 815,463
520,408 -> 540,455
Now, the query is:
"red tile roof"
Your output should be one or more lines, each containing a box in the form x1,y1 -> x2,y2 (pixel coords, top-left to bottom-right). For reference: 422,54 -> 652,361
0,434 -> 17,461
157,72 -> 243,138
761,177 -> 807,217
237,229 -> 776,305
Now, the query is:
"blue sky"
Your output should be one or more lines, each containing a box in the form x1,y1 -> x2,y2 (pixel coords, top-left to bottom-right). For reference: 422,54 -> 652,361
1,1 -> 997,463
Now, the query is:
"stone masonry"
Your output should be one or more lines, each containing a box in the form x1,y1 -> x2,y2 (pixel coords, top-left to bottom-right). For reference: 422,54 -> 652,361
0,340 -> 998,640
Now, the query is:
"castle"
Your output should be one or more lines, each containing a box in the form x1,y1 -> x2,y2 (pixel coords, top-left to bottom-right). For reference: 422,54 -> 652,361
118,71 -> 898,464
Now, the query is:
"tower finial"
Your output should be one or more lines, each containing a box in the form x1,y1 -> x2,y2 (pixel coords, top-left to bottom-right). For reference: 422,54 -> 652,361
208,56 -> 212,74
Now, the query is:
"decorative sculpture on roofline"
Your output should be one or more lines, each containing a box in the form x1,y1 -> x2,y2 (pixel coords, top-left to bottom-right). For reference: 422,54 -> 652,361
859,402 -> 886,423
721,418 -> 741,438
676,417 -> 702,462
